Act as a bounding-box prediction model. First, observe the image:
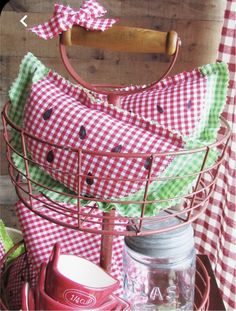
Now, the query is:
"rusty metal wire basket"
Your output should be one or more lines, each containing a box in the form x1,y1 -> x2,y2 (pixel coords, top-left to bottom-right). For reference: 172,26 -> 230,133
2,101 -> 231,237
2,100 -> 231,271
0,241 -> 210,310
194,257 -> 211,311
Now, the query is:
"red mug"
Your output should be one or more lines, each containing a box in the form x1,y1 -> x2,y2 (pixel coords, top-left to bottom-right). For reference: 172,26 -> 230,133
37,262 -> 123,310
36,262 -> 75,310
45,244 -> 119,308
21,282 -> 35,311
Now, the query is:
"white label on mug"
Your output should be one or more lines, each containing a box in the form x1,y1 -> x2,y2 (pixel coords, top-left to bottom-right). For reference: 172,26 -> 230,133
63,289 -> 96,307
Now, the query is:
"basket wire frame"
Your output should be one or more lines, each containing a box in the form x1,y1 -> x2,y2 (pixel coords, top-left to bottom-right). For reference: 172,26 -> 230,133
1,99 -> 227,309
2,101 -> 231,237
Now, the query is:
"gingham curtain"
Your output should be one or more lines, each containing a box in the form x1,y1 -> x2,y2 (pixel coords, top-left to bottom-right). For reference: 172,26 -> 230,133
194,1 -> 236,309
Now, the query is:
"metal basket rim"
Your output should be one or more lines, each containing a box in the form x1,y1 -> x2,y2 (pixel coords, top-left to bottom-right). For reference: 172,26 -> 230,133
2,101 -> 232,158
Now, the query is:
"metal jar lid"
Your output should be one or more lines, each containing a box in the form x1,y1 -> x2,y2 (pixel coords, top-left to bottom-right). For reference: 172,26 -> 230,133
125,212 -> 195,259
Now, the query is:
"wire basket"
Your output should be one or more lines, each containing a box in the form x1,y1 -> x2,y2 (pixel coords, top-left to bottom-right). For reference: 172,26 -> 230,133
0,241 -> 210,310
194,257 -> 211,311
2,101 -> 231,236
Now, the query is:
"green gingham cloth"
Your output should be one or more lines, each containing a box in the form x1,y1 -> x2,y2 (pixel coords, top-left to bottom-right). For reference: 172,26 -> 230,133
8,53 -> 228,216
0,220 -> 25,264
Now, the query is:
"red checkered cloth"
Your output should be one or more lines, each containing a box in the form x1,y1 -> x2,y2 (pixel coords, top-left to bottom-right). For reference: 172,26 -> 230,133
15,197 -> 124,296
24,70 -> 183,199
0,241 -> 4,261
29,0 -> 117,40
120,69 -> 207,137
0,240 -> 5,270
3,253 -> 35,310
194,1 -> 236,309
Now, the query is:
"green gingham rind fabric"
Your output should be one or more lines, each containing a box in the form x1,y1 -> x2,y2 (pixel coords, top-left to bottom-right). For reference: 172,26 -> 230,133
8,53 -> 228,216
0,220 -> 25,263
189,62 -> 229,143
9,53 -> 49,127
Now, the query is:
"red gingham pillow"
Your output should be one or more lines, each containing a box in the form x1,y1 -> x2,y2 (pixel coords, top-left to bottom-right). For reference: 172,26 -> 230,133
24,69 -> 183,199
120,69 -> 207,137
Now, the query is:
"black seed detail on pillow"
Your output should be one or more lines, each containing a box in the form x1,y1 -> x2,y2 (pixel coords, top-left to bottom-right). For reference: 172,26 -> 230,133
187,100 -> 192,109
46,150 -> 54,163
84,194 -> 92,198
43,108 -> 53,120
79,125 -> 87,140
157,105 -> 164,113
111,145 -> 122,153
144,156 -> 152,170
86,172 -> 94,185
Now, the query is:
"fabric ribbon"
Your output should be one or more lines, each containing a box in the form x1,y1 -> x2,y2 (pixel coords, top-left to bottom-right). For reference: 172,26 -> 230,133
29,0 -> 118,40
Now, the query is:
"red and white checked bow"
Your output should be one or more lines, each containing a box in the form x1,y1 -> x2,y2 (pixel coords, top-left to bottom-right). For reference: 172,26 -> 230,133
29,0 -> 118,40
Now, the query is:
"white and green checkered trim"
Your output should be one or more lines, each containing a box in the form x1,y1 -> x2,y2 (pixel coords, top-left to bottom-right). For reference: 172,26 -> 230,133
9,53 -> 49,127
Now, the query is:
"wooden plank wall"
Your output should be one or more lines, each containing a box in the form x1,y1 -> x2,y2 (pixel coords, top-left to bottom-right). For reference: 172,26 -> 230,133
0,0 -> 225,206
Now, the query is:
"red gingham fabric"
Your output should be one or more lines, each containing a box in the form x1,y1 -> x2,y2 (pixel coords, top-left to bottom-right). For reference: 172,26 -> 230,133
120,69 -> 207,137
24,71 -> 183,199
15,197 -> 124,295
194,1 -> 236,309
0,240 -> 5,271
4,253 -> 34,310
0,240 -> 4,262
29,0 -> 117,40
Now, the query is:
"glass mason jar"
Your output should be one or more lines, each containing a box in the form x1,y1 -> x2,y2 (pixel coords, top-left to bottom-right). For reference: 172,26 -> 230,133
123,216 -> 196,311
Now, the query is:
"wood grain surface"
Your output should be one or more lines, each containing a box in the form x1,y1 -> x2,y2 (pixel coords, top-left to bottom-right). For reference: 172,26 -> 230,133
0,0 -> 225,206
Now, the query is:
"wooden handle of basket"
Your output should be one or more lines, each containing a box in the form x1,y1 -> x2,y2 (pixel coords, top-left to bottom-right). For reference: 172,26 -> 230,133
60,25 -> 178,56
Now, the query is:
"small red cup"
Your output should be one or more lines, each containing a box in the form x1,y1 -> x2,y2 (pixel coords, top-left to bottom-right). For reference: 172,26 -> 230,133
45,243 -> 119,309
36,262 -> 123,310
36,263 -> 74,310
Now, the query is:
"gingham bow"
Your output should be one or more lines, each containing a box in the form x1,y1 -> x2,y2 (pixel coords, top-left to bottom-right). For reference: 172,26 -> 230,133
29,0 -> 117,40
